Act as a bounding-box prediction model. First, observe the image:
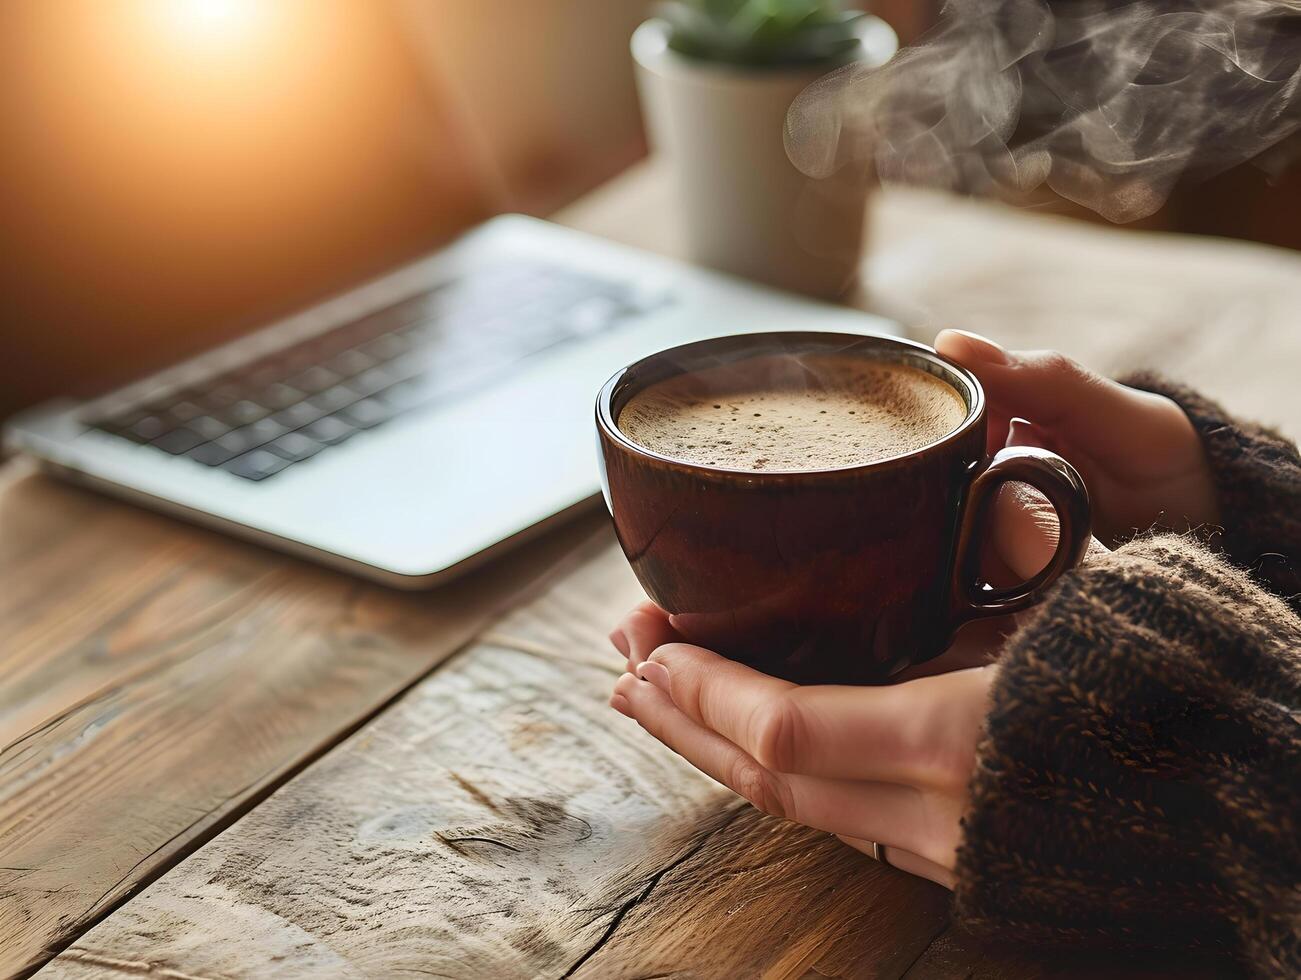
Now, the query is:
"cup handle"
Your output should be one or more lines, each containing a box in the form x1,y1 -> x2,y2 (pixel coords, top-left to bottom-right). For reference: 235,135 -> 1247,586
950,446 -> 1092,622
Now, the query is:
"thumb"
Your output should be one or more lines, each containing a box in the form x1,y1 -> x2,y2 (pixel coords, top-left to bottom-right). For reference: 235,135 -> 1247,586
935,329 -> 1138,450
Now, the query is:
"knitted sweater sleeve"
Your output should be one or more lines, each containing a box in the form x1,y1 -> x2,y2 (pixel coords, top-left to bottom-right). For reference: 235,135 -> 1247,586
1121,372 -> 1301,609
953,536 -> 1301,975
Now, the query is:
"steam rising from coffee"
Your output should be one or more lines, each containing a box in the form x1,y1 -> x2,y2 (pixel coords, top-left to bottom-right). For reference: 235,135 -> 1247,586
785,0 -> 1301,221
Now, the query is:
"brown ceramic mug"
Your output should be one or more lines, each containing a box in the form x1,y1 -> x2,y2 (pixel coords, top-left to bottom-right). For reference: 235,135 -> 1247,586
595,331 -> 1091,685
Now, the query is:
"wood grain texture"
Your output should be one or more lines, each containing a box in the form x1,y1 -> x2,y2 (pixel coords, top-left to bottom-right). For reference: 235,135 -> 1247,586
568,809 -> 952,980
42,539 -> 1243,980
0,460 -> 605,978
45,543 -> 959,980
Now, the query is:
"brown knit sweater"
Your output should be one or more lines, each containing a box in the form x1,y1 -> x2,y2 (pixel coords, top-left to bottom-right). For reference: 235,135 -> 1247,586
953,378 -> 1301,977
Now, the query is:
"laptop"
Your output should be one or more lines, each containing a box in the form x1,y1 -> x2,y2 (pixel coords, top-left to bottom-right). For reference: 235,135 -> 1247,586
3,1 -> 895,587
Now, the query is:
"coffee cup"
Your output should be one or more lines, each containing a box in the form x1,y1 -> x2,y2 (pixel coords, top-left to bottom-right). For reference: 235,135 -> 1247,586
595,331 -> 1091,685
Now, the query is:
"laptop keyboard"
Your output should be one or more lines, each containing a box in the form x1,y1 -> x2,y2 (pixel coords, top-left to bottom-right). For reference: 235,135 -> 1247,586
90,262 -> 666,481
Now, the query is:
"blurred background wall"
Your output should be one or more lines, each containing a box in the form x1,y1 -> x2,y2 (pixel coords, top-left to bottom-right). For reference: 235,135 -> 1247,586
404,0 -> 652,216
427,0 -> 1297,249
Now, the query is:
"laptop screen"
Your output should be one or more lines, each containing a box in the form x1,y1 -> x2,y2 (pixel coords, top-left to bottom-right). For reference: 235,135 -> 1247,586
0,1 -> 492,422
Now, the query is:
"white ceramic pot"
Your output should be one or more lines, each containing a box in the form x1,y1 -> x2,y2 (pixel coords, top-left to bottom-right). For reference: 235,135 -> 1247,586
632,17 -> 897,299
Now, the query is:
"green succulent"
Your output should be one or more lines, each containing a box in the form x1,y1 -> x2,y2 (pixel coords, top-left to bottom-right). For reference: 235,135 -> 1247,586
657,0 -> 866,68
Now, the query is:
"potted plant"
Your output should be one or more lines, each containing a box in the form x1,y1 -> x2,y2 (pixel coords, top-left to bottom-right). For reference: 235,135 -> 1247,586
633,1 -> 897,298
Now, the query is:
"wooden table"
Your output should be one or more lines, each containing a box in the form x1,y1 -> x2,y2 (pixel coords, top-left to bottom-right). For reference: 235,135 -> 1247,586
4,161 -> 1299,980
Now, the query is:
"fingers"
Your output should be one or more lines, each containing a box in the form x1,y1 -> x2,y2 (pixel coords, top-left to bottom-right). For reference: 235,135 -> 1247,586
637,643 -> 979,788
990,478 -> 1110,582
608,627 -> 630,658
634,643 -> 804,768
934,329 -> 1011,369
612,670 -> 789,816
609,600 -> 682,666
990,481 -> 1060,583
611,672 -> 950,861
837,836 -> 956,889
935,329 -> 1155,457
935,330 -> 1110,426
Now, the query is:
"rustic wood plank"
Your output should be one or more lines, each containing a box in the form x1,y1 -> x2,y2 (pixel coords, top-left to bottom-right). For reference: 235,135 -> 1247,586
44,532 -> 1253,980
43,543 -> 960,980
568,810 -> 952,980
0,460 -> 606,978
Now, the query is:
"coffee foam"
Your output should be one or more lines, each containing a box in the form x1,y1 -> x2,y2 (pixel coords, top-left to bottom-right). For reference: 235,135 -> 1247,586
617,354 -> 967,471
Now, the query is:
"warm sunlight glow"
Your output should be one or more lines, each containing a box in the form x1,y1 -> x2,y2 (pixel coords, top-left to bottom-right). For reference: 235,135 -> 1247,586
163,0 -> 262,41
